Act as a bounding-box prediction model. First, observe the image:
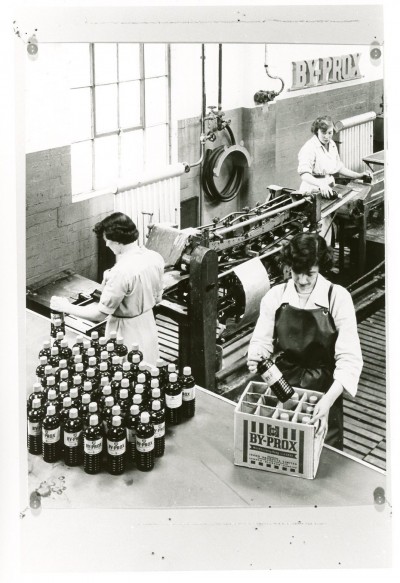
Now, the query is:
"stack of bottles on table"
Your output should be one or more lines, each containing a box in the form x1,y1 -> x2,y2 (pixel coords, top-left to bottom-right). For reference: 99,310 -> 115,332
27,311 -> 196,475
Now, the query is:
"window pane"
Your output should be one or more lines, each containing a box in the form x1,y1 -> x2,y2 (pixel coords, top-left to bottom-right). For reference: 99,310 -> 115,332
120,130 -> 144,180
145,77 -> 168,126
144,44 -> 167,77
119,81 -> 141,129
119,43 -> 141,81
94,135 -> 118,189
94,44 -> 117,85
68,43 -> 91,88
71,141 -> 93,195
95,84 -> 118,134
145,124 -> 168,170
70,88 -> 92,142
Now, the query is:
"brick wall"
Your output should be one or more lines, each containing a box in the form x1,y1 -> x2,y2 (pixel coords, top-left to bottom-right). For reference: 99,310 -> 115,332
178,79 -> 384,223
26,146 -> 114,287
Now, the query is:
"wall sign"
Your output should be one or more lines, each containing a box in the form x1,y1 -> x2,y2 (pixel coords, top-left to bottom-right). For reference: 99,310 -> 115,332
291,53 -> 361,90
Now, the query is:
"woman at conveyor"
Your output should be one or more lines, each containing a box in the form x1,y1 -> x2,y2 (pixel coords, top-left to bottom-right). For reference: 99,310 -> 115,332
247,233 -> 363,449
297,115 -> 372,243
50,212 -> 164,366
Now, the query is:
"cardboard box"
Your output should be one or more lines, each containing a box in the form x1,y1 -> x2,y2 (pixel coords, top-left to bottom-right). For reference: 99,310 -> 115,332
234,382 -> 326,479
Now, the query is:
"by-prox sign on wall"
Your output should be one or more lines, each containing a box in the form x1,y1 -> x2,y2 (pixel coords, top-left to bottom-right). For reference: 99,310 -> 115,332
291,53 -> 361,90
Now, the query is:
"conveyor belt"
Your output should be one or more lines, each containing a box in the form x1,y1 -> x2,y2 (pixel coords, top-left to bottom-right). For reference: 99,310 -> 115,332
343,307 -> 386,469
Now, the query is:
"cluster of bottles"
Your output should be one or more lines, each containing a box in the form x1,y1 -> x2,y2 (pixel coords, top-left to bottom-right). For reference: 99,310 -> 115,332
27,311 -> 196,475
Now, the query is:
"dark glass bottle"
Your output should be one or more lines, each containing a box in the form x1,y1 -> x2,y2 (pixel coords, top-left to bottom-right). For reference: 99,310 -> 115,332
126,404 -> 140,463
129,354 -> 141,378
97,337 -> 108,357
90,331 -> 100,354
58,369 -> 72,391
110,371 -> 123,397
102,396 -> 115,434
180,366 -> 196,420
43,375 -> 57,400
85,402 -> 101,429
27,382 -> 45,412
106,416 -> 126,475
55,359 -> 68,384
151,400 -> 165,458
121,361 -> 134,387
127,343 -> 143,364
40,365 -> 54,389
85,369 -> 98,396
134,384 -> 147,410
121,378 -> 133,401
59,396 -> 73,449
72,373 -> 84,396
36,356 -> 48,382
98,362 -> 111,384
155,358 -> 168,389
106,342 -> 116,362
58,382 -> 70,407
117,388 -> 130,419
164,372 -> 182,426
110,356 -> 123,378
44,388 -> 61,413
132,393 -> 145,413
38,340 -> 52,360
69,387 -> 80,409
84,347 -> 96,367
137,363 -> 151,385
107,330 -> 118,346
135,411 -> 155,472
72,335 -> 84,354
49,346 -> 61,369
50,317 -> 64,340
150,386 -> 165,410
27,398 -> 44,455
50,310 -> 65,334
78,392 -> 91,419
53,331 -> 65,349
63,408 -> 83,467
59,339 -> 72,361
136,373 -> 150,403
83,414 -> 103,474
115,336 -> 128,360
42,405 -> 61,463
257,358 -> 295,402
98,385 -> 113,411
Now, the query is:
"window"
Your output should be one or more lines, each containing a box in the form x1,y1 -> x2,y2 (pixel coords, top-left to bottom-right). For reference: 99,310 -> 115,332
68,43 -> 170,198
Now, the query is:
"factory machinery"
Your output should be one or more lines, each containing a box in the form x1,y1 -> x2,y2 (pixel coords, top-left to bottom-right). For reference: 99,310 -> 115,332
26,162 -> 384,396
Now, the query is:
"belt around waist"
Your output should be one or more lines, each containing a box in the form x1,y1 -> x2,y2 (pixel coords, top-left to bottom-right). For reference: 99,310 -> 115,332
110,308 -> 153,319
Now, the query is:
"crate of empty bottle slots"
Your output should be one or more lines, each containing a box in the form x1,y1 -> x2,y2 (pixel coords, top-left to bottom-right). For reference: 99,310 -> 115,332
234,382 -> 326,479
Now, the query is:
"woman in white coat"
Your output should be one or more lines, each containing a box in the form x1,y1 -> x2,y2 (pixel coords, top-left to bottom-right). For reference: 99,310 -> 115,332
51,212 -> 164,366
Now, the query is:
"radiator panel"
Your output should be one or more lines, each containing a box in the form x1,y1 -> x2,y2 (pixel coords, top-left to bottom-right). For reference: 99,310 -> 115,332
337,120 -> 374,173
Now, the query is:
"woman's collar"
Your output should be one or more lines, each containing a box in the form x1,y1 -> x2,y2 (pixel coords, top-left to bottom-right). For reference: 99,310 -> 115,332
282,274 -> 331,308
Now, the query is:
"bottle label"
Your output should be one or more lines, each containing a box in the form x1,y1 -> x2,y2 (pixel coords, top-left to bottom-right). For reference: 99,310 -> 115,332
182,386 -> 196,401
28,421 -> 41,436
153,422 -> 165,438
165,393 -> 182,409
42,426 -> 60,444
136,435 -> 154,452
64,430 -> 82,448
84,437 -> 103,455
107,439 -> 126,456
126,427 -> 136,444
261,364 -> 282,386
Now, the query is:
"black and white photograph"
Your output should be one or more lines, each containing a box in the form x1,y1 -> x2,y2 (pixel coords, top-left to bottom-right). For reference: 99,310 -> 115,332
1,1 -> 398,580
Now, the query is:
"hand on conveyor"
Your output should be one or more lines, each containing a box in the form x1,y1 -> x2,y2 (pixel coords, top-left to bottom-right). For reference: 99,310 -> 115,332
50,295 -> 71,314
318,180 -> 334,199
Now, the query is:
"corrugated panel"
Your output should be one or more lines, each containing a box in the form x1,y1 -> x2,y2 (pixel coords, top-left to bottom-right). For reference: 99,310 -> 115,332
337,121 -> 374,173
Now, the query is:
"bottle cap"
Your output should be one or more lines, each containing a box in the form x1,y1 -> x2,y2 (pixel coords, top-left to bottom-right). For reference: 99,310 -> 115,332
70,388 -> 78,398
59,382 -> 68,392
56,332 -> 64,340
100,362 -> 108,371
137,373 -> 146,383
167,363 -> 176,373
121,379 -> 130,388
100,351 -> 108,360
110,331 -> 117,339
32,398 -> 41,409
112,356 -> 121,365
183,366 -> 192,375
43,340 -> 51,349
150,379 -> 159,389
169,373 -> 178,382
47,376 -> 56,386
60,340 -> 68,348
114,371 -> 123,380
105,396 -> 114,407
87,354 -> 96,363
123,362 -> 131,371
112,416 -> 122,427
152,400 -> 161,411
45,365 -> 53,375
100,376 -> 109,387
73,375 -> 82,386
112,405 -> 121,416
47,405 -> 56,416
306,406 -> 314,414
309,395 -> 318,404
130,404 -> 139,415
33,382 -> 42,392
84,381 -> 92,390
63,396 -> 72,407
60,370 -> 69,380
291,392 -> 299,401
72,347 -> 80,356
82,394 -> 91,404
151,368 -> 159,377
131,342 -> 139,351
139,363 -> 146,371
91,331 -> 99,340
74,355 -> 83,364
102,385 -> 112,395
83,340 -> 91,350
152,388 -> 161,398
99,337 -> 107,345
302,416 -> 311,424
48,389 -> 57,400
69,408 -> 78,419
117,337 -> 124,345
75,363 -> 84,372
51,347 -> 59,355
135,384 -> 144,394
39,356 -> 47,365
131,355 -> 141,364
133,395 -> 142,404
140,411 -> 150,424
280,412 -> 290,421
156,358 -> 165,368
76,335 -> 84,344
59,359 -> 67,368
86,368 -> 95,378
89,402 -> 98,413
89,414 -> 99,426
120,389 -> 128,399
107,343 -> 114,351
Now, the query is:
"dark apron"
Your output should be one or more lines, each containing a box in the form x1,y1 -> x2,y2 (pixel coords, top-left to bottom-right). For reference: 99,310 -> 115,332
274,285 -> 343,449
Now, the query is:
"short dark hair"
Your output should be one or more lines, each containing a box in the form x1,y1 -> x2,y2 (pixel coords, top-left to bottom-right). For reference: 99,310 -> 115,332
280,233 -> 333,274
93,212 -> 139,244
311,115 -> 335,135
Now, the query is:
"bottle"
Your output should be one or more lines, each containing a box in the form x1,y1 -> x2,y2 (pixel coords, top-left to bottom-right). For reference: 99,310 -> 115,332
135,411 -> 155,471
83,414 -> 103,474
90,331 -> 100,354
59,339 -> 72,361
82,380 -> 94,401
99,361 -> 111,384
27,398 -> 44,455
72,373 -> 84,396
305,405 -> 314,415
128,343 -> 143,364
38,340 -> 52,360
309,395 -> 319,405
53,330 -> 65,348
137,363 -> 151,385
40,365 -> 54,389
106,416 -> 126,475
121,361 -> 134,387
126,404 -> 140,463
134,384 -> 147,410
49,346 -> 61,369
44,388 -> 60,413
50,317 -> 64,340
110,404 -> 123,430
63,408 -> 83,467
36,356 -> 49,382
85,402 -> 101,429
164,372 -> 182,426
167,363 -> 177,375
27,382 -> 45,411
107,330 -> 118,346
51,309 -> 65,334
110,356 -> 123,377
132,393 -> 145,413
72,335 -> 84,354
102,396 -> 115,433
74,363 -> 86,382
111,371 -> 123,397
302,416 -> 311,424
106,342 -> 116,362
79,393 -> 92,419
151,400 -> 165,458
129,354 -> 141,378
42,405 -> 61,463
150,386 -> 165,410
84,347 -> 96,367
98,385 -> 113,411
121,378 -> 133,401
155,358 -> 168,388
280,412 -> 290,421
69,387 -> 80,409
59,396 -> 73,448
58,381 -> 70,404
68,346 -> 81,370
57,368 -> 72,390
117,388 -> 130,418
85,368 -> 98,394
180,366 -> 196,420
97,336 -> 108,357
55,359 -> 68,383
81,339 -> 92,364
115,337 -> 128,361
43,375 -> 57,400
257,359 -> 295,402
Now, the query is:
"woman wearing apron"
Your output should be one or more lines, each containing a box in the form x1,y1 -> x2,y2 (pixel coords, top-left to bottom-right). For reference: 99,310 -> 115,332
247,233 -> 363,449
298,115 -> 371,242
51,212 -> 164,366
